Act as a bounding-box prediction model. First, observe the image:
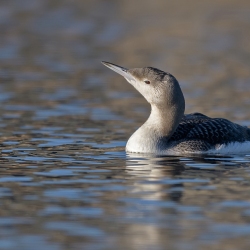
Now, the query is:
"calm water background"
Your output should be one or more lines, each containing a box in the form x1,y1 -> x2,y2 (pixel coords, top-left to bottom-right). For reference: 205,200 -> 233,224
1,0 -> 250,249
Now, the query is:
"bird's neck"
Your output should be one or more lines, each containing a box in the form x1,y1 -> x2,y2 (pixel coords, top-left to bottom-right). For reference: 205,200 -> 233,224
126,104 -> 184,153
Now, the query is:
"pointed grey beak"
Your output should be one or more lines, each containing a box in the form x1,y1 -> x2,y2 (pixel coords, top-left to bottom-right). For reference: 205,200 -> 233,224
102,61 -> 135,82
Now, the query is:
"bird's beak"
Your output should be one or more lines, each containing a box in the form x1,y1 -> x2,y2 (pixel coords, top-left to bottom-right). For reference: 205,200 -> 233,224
102,61 -> 135,82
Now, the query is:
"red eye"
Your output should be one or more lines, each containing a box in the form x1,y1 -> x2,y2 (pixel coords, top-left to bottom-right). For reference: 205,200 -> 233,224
144,80 -> 150,84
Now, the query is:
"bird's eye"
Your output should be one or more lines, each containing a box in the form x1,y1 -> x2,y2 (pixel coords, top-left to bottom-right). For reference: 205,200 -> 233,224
144,80 -> 150,84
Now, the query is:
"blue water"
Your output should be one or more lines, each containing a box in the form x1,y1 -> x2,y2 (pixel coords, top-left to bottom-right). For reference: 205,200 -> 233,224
1,0 -> 250,250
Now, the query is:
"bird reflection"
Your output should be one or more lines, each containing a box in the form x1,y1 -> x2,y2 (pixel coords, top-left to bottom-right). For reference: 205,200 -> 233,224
120,153 -> 242,249
125,153 -> 234,203
126,153 -> 186,202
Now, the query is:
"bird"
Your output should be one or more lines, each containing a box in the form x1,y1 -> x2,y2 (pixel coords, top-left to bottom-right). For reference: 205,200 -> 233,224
102,61 -> 250,155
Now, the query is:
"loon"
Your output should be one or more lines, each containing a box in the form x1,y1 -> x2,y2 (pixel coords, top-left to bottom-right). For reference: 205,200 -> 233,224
102,61 -> 250,154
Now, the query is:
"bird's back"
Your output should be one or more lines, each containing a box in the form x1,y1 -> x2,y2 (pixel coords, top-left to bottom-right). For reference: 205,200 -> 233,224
169,113 -> 250,149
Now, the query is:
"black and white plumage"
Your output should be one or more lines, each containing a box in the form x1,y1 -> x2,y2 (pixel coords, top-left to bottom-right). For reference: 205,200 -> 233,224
170,113 -> 250,144
102,61 -> 250,154
168,113 -> 250,152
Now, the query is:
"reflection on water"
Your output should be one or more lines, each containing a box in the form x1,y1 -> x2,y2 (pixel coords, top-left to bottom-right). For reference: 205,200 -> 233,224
1,0 -> 250,249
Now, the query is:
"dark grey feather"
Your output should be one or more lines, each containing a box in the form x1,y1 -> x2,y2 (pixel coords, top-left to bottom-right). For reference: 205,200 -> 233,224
169,113 -> 250,149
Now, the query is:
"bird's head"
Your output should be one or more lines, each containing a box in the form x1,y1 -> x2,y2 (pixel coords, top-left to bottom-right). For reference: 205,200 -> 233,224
102,61 -> 185,110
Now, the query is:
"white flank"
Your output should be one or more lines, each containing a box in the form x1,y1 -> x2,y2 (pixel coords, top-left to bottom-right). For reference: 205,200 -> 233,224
208,141 -> 250,155
163,141 -> 250,156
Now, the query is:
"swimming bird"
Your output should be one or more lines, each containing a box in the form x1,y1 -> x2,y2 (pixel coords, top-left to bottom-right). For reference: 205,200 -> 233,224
102,61 -> 250,154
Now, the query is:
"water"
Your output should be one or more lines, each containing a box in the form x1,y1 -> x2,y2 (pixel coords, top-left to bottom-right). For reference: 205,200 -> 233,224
1,0 -> 250,249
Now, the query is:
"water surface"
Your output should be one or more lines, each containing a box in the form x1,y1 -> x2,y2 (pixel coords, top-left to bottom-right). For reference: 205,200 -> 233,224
1,0 -> 250,249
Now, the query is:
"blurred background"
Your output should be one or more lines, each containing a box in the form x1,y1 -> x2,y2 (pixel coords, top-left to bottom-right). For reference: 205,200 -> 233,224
1,0 -> 250,250
1,0 -> 250,121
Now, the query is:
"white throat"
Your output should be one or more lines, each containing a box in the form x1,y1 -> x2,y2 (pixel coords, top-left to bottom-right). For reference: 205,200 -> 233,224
126,104 -> 184,153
